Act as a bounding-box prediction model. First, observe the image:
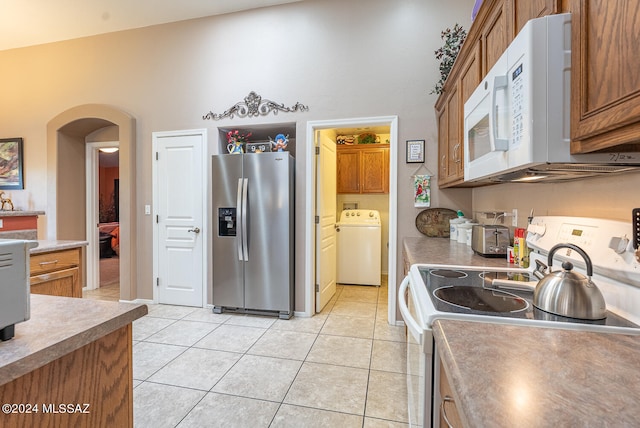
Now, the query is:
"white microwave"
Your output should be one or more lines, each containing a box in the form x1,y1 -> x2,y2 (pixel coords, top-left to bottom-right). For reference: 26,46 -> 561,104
463,13 -> 640,183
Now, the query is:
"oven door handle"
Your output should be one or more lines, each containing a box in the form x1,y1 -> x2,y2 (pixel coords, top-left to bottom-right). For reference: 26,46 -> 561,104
398,276 -> 423,344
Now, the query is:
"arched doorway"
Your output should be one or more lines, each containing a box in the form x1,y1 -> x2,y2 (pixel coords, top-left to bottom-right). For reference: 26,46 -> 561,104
46,104 -> 137,300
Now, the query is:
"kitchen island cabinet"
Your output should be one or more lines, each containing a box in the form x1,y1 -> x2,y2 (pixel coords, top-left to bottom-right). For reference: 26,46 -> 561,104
433,318 -> 640,427
30,240 -> 87,298
0,295 -> 147,428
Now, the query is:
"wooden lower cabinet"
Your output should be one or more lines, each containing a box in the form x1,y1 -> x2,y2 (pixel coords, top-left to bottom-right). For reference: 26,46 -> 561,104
30,248 -> 83,298
0,325 -> 134,428
440,362 -> 463,427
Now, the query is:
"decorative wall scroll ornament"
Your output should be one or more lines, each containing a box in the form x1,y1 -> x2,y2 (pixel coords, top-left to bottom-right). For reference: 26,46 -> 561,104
203,91 -> 309,120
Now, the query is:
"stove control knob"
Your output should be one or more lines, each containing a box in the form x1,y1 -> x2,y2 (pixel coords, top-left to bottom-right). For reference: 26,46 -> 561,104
356,212 -> 361,216
609,236 -> 629,254
369,212 -> 374,217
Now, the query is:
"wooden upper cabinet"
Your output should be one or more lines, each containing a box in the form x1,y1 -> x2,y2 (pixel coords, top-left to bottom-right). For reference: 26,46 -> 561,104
437,105 -> 449,184
361,148 -> 389,193
336,148 -> 360,193
482,2 -> 508,75
336,144 -> 389,194
571,0 -> 640,153
460,40 -> 482,105
510,0 -> 561,37
446,86 -> 461,183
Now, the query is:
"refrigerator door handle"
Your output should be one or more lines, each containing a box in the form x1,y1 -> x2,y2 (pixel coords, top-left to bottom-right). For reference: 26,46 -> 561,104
236,178 -> 244,261
242,178 -> 249,261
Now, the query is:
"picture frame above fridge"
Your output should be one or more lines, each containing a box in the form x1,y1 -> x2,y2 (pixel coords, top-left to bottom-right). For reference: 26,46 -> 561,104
406,139 -> 425,163
0,138 -> 24,190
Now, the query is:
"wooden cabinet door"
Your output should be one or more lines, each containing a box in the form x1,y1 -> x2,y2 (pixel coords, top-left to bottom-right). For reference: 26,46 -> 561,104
457,40 -> 482,181
482,2 -> 508,75
31,267 -> 81,298
437,105 -> 449,185
571,0 -> 640,152
446,86 -> 461,183
361,147 -> 389,193
439,363 -> 464,427
510,0 -> 561,37
336,148 -> 360,193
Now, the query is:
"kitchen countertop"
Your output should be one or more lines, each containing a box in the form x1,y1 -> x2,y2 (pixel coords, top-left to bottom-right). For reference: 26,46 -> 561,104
0,210 -> 45,216
433,319 -> 640,427
403,236 -> 512,268
30,239 -> 88,254
0,294 -> 147,386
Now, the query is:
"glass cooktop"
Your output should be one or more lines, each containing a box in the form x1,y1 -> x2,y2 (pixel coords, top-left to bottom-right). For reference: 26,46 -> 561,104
419,267 -> 638,328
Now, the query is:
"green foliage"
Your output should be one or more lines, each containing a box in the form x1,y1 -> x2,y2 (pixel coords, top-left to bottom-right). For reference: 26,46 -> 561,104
431,24 -> 467,95
358,133 -> 377,145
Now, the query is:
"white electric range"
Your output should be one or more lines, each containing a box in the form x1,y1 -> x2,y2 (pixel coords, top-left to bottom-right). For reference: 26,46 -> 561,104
399,216 -> 640,428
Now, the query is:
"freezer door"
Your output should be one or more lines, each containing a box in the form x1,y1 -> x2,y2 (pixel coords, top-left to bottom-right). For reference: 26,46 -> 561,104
212,155 -> 244,309
242,153 -> 294,313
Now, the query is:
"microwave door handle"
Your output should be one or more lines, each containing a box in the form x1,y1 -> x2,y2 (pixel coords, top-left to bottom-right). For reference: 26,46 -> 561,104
491,75 -> 509,151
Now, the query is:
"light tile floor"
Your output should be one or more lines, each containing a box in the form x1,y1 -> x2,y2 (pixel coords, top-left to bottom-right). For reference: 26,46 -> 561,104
128,277 -> 409,428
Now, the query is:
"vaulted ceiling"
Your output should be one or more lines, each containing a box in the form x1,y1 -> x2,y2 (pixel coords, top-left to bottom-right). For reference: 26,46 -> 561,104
0,0 -> 303,51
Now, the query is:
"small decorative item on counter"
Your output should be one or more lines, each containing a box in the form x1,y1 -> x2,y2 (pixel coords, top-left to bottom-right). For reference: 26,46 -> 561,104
449,210 -> 466,241
414,175 -> 431,207
270,134 -> 289,152
513,228 -> 530,268
226,130 -> 252,154
0,191 -> 14,211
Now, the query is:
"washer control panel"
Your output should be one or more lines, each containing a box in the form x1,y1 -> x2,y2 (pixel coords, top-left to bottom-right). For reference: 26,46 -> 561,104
339,209 -> 381,225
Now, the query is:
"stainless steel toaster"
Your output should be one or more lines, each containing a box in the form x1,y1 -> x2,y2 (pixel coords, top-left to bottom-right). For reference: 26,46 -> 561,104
0,239 -> 37,341
471,225 -> 510,257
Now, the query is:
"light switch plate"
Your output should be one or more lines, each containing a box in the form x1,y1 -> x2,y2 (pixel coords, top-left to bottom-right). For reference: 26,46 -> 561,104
512,209 -> 518,227
144,205 -> 151,215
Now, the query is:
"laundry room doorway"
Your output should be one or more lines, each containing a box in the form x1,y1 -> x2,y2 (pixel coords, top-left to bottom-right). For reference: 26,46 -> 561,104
306,116 -> 399,324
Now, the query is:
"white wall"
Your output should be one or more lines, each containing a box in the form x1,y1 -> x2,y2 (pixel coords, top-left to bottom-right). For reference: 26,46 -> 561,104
0,0 -> 476,309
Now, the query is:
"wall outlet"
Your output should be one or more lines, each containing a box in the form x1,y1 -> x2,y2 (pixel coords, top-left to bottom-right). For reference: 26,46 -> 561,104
512,209 -> 518,227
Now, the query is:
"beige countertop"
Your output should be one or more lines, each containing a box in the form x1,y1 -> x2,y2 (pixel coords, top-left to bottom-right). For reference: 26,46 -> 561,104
0,294 -> 147,386
433,319 -> 640,427
403,236 -> 512,268
0,210 -> 45,217
30,239 -> 88,254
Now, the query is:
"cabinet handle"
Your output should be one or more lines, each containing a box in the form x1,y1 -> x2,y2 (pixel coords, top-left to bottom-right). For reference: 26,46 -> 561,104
441,395 -> 456,428
39,260 -> 59,266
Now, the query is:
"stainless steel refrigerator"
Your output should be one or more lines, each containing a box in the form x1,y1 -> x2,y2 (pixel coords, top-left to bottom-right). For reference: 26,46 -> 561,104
212,152 -> 294,319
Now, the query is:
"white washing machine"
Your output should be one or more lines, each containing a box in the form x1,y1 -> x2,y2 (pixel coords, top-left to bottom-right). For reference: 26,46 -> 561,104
336,209 -> 381,286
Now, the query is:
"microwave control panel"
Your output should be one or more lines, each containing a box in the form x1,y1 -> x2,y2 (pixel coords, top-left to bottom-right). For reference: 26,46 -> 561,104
511,63 -> 525,149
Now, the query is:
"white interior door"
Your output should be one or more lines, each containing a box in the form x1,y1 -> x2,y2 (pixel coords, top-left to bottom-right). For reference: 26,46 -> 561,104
315,130 -> 337,312
154,130 -> 206,307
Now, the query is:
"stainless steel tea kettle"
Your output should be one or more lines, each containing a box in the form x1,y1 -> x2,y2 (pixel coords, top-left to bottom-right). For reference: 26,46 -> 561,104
533,243 -> 607,320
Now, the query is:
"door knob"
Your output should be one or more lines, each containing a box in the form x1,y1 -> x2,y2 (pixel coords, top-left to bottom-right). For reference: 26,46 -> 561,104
188,227 -> 201,234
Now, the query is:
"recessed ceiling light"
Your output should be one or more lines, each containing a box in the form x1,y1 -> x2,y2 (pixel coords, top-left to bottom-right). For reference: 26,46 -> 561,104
99,148 -> 119,153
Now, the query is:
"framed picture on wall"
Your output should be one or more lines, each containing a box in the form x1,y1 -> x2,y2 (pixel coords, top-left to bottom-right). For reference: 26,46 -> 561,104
406,139 -> 425,163
0,138 -> 24,190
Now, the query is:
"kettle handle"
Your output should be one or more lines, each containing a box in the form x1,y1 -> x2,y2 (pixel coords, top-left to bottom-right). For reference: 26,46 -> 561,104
547,243 -> 593,277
